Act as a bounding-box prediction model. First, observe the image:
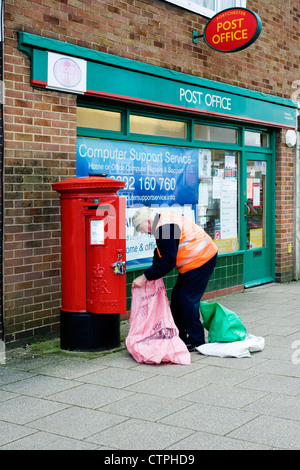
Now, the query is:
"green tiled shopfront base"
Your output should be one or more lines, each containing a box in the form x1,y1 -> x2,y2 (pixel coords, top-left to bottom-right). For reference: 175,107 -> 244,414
125,254 -> 244,315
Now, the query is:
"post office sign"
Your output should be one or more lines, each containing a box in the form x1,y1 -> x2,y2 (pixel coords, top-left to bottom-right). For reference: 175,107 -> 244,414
204,8 -> 262,53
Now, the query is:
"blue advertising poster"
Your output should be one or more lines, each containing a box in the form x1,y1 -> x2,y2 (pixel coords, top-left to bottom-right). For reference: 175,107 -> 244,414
77,138 -> 198,205
77,138 -> 199,268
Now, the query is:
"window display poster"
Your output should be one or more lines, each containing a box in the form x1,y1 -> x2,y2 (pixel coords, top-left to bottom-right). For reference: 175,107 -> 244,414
212,176 -> 221,199
77,138 -> 198,207
214,219 -> 221,240
214,238 -> 239,253
199,149 -> 212,178
252,179 -> 261,207
224,155 -> 237,178
250,228 -> 263,249
247,178 -> 253,199
220,178 -> 237,239
198,182 -> 209,206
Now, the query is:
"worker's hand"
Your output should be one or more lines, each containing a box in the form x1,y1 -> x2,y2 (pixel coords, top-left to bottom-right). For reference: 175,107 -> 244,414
132,274 -> 147,288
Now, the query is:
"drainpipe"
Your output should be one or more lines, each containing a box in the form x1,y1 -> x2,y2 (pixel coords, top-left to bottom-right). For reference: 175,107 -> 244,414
295,112 -> 300,280
0,0 -> 5,362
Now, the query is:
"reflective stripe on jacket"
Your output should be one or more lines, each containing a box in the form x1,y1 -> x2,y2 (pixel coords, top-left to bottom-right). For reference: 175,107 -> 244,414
156,212 -> 218,274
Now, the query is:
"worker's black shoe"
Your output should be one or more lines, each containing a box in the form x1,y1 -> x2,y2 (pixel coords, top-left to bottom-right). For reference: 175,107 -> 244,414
186,343 -> 200,352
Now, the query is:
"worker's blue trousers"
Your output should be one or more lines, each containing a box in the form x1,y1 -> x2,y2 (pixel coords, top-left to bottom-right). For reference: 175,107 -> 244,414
170,253 -> 217,347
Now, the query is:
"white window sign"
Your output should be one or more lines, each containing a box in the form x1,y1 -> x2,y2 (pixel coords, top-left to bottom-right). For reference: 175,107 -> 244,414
164,0 -> 246,18
47,52 -> 86,94
220,178 -> 237,239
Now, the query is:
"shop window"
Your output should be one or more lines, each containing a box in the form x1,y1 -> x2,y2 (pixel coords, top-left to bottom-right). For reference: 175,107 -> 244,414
130,115 -> 187,139
163,0 -> 246,18
77,107 -> 121,132
244,131 -> 269,147
198,149 -> 239,253
195,124 -> 237,143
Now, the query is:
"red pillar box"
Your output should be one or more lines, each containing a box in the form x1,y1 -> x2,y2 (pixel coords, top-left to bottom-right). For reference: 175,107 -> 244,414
52,174 -> 126,351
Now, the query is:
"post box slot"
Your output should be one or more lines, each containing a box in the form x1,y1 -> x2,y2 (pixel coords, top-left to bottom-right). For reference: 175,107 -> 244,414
83,204 -> 112,215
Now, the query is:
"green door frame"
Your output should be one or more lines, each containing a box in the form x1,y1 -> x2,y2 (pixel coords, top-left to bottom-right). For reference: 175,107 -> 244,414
241,141 -> 275,287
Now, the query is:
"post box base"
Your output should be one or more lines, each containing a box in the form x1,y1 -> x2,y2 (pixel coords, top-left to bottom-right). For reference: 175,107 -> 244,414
60,311 -> 120,351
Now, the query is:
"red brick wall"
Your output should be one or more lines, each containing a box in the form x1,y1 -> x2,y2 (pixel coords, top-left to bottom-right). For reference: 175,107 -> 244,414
275,129 -> 295,282
3,91 -> 77,343
3,0 -> 299,343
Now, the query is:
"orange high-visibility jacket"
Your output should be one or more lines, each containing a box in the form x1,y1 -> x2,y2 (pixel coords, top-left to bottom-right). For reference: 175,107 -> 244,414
155,212 -> 218,274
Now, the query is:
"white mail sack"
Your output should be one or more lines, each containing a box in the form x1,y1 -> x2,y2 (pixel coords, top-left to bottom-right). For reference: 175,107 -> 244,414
196,334 -> 265,358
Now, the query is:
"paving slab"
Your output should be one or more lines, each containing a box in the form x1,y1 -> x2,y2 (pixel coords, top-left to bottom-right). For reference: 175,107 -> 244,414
85,418 -> 193,450
0,431 -> 99,450
100,393 -> 191,421
183,383 -> 268,408
48,383 -> 134,409
32,358 -> 108,379
166,431 -> 271,450
236,372 -> 300,396
159,403 -> 258,435
228,415 -> 300,450
0,421 -> 36,447
0,396 -> 68,425
242,392 -> 300,421
27,407 -> 127,441
125,373 -> 206,398
1,374 -> 77,398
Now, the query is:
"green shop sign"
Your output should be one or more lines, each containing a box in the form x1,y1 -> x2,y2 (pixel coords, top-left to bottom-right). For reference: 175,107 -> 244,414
18,32 -> 297,129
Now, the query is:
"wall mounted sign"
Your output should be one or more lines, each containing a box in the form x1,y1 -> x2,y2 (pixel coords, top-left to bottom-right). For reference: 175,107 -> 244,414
203,8 -> 262,53
47,52 -> 86,93
18,32 -> 297,129
193,8 -> 262,53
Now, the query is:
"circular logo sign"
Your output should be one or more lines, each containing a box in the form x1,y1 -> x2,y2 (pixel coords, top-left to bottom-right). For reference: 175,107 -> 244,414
53,57 -> 82,88
204,8 -> 262,53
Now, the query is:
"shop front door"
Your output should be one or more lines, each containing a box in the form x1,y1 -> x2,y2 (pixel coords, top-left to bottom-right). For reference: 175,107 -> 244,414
243,153 -> 274,287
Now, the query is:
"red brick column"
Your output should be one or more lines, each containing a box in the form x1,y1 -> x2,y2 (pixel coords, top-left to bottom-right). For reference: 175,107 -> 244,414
275,129 -> 295,282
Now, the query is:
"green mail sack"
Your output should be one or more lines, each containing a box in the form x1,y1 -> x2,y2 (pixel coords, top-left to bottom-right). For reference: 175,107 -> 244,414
200,302 -> 247,343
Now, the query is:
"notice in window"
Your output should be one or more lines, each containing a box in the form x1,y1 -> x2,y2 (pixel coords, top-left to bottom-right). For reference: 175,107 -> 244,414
250,228 -> 263,249
247,178 -> 253,199
212,176 -> 221,199
199,182 -> 209,206
252,179 -> 261,207
199,149 -> 211,178
224,155 -> 237,178
220,178 -> 237,239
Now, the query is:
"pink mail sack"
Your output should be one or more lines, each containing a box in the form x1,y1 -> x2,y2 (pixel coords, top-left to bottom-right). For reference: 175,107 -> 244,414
126,279 -> 191,365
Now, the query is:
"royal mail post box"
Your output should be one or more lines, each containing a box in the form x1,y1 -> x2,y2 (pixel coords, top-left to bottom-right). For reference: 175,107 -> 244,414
52,174 -> 126,351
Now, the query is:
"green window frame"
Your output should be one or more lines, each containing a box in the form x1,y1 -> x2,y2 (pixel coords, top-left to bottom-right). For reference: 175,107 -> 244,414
244,130 -> 270,148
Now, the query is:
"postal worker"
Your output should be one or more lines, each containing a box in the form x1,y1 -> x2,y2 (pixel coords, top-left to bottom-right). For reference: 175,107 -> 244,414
132,206 -> 218,351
